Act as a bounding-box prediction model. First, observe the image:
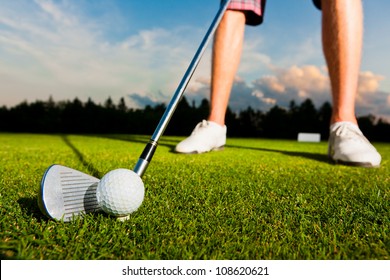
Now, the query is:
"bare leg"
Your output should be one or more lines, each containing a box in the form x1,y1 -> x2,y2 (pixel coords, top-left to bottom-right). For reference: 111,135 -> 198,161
322,0 -> 363,125
174,10 -> 245,154
208,10 -> 246,126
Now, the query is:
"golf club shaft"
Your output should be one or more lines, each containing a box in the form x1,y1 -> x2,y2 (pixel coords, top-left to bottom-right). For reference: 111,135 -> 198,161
134,0 -> 232,177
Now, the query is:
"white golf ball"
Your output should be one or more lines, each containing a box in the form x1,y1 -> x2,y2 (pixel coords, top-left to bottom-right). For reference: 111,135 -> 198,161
96,169 -> 144,217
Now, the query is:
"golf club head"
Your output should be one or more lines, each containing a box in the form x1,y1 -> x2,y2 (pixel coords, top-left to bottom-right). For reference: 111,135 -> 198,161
38,164 -> 101,221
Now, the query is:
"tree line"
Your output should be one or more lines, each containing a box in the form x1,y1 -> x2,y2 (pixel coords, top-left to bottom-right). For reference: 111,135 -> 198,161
0,96 -> 389,142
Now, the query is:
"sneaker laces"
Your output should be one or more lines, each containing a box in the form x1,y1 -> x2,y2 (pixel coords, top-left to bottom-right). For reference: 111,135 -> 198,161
334,123 -> 369,144
191,120 -> 209,135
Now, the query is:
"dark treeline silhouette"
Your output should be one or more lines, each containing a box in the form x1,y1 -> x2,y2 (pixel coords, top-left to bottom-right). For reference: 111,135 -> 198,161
0,96 -> 389,142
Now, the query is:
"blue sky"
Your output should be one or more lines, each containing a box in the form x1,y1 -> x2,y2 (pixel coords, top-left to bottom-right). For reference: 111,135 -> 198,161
0,0 -> 389,120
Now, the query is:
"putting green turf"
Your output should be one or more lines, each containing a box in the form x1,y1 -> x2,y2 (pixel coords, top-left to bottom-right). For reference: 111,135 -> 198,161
0,133 -> 389,259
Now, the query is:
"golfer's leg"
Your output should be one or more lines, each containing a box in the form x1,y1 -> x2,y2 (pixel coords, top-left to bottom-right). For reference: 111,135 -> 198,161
208,10 -> 246,126
321,0 -> 363,125
174,10 -> 245,154
322,0 -> 381,167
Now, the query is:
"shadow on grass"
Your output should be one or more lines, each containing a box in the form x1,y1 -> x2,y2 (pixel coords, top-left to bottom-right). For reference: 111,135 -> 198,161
96,134 -> 330,165
227,144 -> 330,164
62,135 -> 101,178
18,197 -> 47,222
97,134 -> 177,151
59,134 -> 330,165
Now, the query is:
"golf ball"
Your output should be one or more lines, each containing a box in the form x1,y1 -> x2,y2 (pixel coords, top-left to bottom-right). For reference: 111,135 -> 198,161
96,169 -> 144,217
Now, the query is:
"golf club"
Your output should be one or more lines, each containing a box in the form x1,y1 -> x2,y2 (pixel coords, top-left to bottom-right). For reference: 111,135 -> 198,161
38,0 -> 232,221
38,164 -> 100,221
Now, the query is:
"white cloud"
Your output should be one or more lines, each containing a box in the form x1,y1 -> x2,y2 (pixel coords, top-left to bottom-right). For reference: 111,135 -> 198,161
252,65 -> 330,107
258,76 -> 285,93
0,1 -> 207,107
358,71 -> 384,94
186,64 -> 390,121
355,72 -> 389,119
34,0 -> 76,26
252,90 -> 277,105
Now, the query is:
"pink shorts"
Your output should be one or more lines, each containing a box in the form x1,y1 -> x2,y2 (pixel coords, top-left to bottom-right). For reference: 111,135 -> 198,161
227,0 -> 267,26
227,0 -> 322,26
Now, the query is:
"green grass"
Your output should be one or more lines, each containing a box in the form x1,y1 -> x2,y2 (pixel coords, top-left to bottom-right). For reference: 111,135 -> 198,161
0,133 -> 389,260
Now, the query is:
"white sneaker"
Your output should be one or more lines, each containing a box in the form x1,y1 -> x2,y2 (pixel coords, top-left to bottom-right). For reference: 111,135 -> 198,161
328,122 -> 381,167
175,120 -> 227,154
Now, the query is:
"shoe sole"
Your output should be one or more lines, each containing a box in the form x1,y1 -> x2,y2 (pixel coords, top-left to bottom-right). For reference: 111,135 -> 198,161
175,145 -> 225,154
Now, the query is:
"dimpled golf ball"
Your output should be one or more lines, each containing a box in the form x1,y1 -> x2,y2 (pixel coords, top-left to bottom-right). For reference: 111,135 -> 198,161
96,169 -> 144,217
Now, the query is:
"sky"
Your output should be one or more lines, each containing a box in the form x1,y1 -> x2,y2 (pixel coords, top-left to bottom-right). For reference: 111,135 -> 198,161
0,0 -> 389,120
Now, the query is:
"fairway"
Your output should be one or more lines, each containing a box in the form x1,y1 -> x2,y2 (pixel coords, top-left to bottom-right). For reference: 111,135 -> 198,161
0,133 -> 389,259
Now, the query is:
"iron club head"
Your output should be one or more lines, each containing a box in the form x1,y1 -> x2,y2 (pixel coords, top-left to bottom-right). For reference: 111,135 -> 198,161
38,164 -> 101,221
